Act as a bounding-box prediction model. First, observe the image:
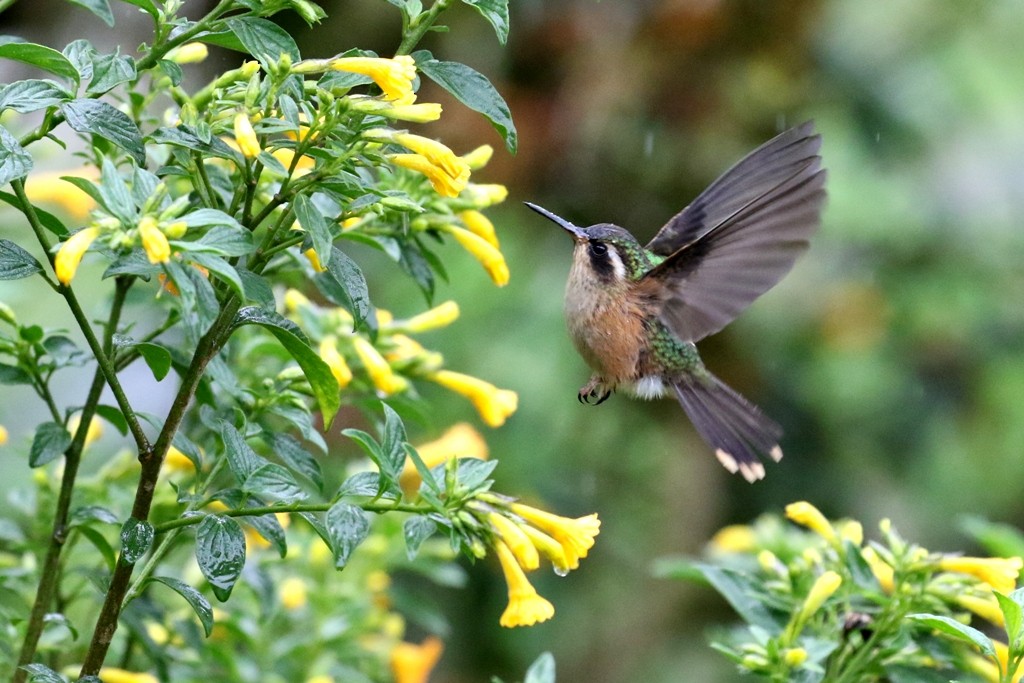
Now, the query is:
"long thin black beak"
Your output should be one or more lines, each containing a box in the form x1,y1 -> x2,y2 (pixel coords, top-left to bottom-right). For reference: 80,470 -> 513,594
524,202 -> 584,239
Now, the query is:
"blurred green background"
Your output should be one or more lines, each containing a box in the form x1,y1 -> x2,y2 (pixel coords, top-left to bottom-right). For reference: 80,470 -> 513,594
3,0 -> 1024,681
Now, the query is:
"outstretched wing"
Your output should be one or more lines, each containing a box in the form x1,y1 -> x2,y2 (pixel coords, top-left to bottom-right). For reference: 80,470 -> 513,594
643,122 -> 826,342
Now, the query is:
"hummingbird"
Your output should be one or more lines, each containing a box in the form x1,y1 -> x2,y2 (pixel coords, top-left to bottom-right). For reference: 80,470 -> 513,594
526,121 -> 826,483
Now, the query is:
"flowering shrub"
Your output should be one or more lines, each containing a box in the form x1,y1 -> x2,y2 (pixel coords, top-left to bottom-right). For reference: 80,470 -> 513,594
660,501 -> 1024,682
0,1 -> 586,681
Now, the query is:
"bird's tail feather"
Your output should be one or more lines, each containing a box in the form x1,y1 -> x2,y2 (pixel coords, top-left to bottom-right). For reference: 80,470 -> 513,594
672,373 -> 783,483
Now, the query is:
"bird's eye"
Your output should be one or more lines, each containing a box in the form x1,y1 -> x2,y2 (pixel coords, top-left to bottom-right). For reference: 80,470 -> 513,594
589,242 -> 608,257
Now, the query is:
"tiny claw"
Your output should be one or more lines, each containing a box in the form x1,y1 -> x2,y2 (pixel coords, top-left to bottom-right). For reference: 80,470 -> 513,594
578,385 -> 611,405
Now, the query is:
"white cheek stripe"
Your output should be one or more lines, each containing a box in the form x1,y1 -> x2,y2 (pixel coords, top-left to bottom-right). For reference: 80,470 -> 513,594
607,247 -> 627,281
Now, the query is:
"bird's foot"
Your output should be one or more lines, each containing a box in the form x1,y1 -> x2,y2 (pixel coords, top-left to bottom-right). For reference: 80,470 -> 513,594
578,378 -> 612,405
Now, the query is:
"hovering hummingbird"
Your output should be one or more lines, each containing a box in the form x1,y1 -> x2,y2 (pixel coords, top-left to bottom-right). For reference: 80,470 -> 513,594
526,121 -> 826,482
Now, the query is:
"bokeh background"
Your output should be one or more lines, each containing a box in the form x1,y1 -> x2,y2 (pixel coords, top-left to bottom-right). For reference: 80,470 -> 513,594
3,0 -> 1024,681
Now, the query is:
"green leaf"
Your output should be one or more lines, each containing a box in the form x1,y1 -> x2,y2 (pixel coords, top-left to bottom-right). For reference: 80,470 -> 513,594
455,457 -> 497,491
415,55 -> 517,153
62,39 -> 96,80
292,193 -> 334,268
29,422 -> 71,467
314,246 -> 372,330
150,576 -> 214,637
19,663 -> 64,683
119,517 -> 154,563
0,190 -> 68,237
0,79 -> 72,113
76,524 -> 117,572
93,404 -> 129,435
325,501 -> 370,569
523,652 -> 556,683
337,471 -> 386,498
190,253 -> 245,300
149,126 -> 239,159
119,0 -> 158,19
906,613 -> 995,656
243,463 -> 306,503
195,515 -> 246,601
114,336 -> 172,381
61,99 -> 145,165
460,0 -> 509,44
69,504 -> 119,526
342,428 -> 386,471
238,508 -> 287,557
238,268 -> 275,308
0,42 -> 79,84
97,151 -> 136,223
263,432 -> 324,492
175,224 -> 253,257
233,307 -> 340,427
219,421 -> 269,483
0,362 -> 31,385
996,591 -> 1023,645
86,50 -> 136,95
381,403 -> 407,478
404,444 -> 441,495
961,516 -> 1024,559
403,516 -> 436,560
66,0 -> 115,26
180,208 -> 245,231
0,125 -> 33,186
693,564 -> 784,632
225,16 -> 300,71
0,239 -> 43,279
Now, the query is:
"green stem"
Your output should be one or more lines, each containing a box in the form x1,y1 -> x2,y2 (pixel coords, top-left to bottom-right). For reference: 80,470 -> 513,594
12,278 -> 130,683
395,0 -> 453,55
152,500 -> 432,534
11,180 -> 151,457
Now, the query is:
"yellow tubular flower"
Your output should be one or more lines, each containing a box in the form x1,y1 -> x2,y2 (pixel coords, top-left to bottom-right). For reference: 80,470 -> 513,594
319,336 -> 353,389
0,425 -> 8,446
798,570 -> 842,621
23,169 -> 97,220
97,669 -> 159,683
353,336 -> 407,395
391,132 -> 469,180
510,503 -> 600,570
708,524 -> 757,553
837,519 -> 863,546
490,513 -> 540,571
459,210 -> 499,248
464,183 -> 508,207
283,288 -> 310,313
233,112 -> 260,158
955,591 -> 1005,627
446,226 -> 510,286
390,636 -> 444,683
348,97 -> 442,123
167,42 -> 208,64
785,501 -> 837,544
330,55 -> 418,104
401,300 -> 460,333
271,148 -> 315,177
462,144 -> 494,170
428,370 -> 517,427
938,556 -> 1023,594
163,446 -> 196,474
494,540 -> 555,628
55,227 -> 100,286
138,216 -> 170,264
303,247 -> 326,273
861,546 -> 895,593
389,153 -> 469,198
279,576 -> 308,610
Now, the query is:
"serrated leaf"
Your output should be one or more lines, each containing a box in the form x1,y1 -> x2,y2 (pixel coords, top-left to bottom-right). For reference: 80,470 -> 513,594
403,516 -> 436,560
150,576 -> 214,636
219,421 -> 269,483
19,663 -> 64,683
233,306 -> 340,427
415,55 -> 516,153
263,432 -> 323,491
195,515 -> 246,601
67,0 -> 115,26
906,613 -> 995,656
0,239 -> 43,279
293,194 -> 334,268
314,246 -> 371,329
29,421 -> 71,467
460,0 -> 509,44
243,463 -> 306,503
0,79 -> 71,113
0,42 -> 79,83
86,51 -> 136,95
325,501 -> 370,569
225,16 -> 300,71
120,517 -> 154,563
0,126 -> 33,186
61,99 -> 145,165
524,652 -> 556,683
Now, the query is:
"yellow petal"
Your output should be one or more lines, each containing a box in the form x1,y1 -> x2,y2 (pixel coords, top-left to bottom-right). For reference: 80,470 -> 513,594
389,153 -> 469,198
939,556 -> 1023,595
708,524 -> 757,553
459,210 -> 499,248
510,503 -> 600,570
494,541 -> 554,628
798,570 -> 842,621
392,132 -> 468,181
97,669 -> 159,683
304,247 -> 326,273
447,226 -> 509,286
55,227 -> 100,286
138,216 -> 170,264
400,300 -> 460,333
785,501 -> 837,543
330,55 -> 417,103
490,513 -> 540,571
390,635 -> 444,683
353,336 -> 407,395
319,335 -> 353,388
233,112 -> 260,158
23,168 -> 98,220
428,370 -> 517,427
461,144 -> 494,170
167,42 -> 208,64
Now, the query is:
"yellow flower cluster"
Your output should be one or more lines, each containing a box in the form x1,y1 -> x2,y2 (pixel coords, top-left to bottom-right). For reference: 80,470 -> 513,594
475,495 -> 600,628
284,292 -> 518,426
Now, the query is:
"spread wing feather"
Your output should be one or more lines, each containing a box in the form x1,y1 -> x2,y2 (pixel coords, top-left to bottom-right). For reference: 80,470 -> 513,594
643,122 -> 826,342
